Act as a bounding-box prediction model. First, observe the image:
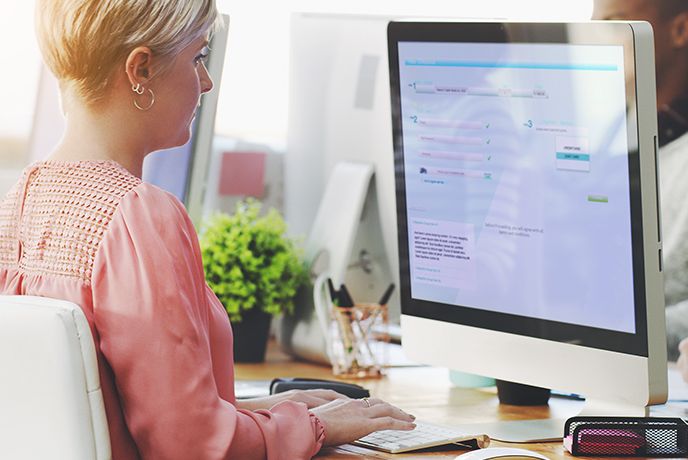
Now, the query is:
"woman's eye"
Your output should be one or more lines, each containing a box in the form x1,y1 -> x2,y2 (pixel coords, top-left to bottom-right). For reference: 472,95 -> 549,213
195,46 -> 211,64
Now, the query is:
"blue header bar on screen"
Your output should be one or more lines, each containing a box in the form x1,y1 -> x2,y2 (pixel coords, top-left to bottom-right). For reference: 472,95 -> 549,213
404,60 -> 618,71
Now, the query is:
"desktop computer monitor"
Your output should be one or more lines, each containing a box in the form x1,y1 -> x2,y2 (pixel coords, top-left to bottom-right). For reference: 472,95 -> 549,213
28,15 -> 229,227
279,13 -> 403,363
285,13 -> 400,317
388,20 -> 667,427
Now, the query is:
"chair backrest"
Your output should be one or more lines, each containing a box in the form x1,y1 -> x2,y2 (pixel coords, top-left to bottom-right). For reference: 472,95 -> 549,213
0,295 -> 111,460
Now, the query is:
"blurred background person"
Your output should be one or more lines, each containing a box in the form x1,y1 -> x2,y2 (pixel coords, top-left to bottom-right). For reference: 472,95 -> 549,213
593,0 -> 688,362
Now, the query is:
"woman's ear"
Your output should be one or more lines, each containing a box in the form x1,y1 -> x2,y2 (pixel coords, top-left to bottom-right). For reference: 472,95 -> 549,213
670,12 -> 688,49
125,46 -> 154,88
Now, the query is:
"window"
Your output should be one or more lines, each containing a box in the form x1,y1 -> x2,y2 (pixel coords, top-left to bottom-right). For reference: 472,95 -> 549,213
0,1 -> 593,168
214,0 -> 593,148
0,2 -> 41,168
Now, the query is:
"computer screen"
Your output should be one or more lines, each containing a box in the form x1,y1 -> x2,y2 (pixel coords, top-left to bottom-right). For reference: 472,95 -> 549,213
141,144 -> 194,204
400,36 -> 638,343
389,21 -> 666,429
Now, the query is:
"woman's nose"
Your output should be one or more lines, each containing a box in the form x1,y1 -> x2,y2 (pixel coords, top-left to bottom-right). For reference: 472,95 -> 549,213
201,65 -> 214,94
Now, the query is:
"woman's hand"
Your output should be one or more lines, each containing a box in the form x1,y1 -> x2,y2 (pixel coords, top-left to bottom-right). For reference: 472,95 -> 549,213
311,397 -> 416,447
678,338 -> 688,383
236,389 -> 347,411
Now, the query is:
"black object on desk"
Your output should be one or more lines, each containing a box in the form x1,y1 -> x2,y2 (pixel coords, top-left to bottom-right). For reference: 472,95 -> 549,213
564,416 -> 688,457
496,380 -> 551,406
270,377 -> 370,399
337,284 -> 355,307
378,283 -> 395,305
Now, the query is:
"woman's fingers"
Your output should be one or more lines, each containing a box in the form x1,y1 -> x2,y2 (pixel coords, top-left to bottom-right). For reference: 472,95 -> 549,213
357,397 -> 383,409
358,397 -> 415,420
365,401 -> 416,422
291,389 -> 349,408
310,389 -> 349,400
305,389 -> 348,403
371,416 -> 416,432
312,396 -> 417,446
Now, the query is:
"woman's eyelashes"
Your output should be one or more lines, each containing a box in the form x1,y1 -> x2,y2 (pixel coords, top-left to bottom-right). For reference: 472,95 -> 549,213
195,46 -> 210,65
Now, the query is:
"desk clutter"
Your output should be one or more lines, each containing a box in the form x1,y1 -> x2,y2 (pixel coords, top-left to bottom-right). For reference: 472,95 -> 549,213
325,279 -> 393,378
563,416 -> 688,457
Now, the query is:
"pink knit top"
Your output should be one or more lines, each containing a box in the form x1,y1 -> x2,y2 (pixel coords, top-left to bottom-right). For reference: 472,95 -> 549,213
0,161 -> 324,459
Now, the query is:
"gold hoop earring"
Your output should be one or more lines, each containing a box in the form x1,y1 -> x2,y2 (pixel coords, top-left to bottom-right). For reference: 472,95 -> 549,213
133,89 -> 155,111
131,83 -> 145,95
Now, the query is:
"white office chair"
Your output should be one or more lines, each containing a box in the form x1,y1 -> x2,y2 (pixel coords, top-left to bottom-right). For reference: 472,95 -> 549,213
0,295 -> 111,460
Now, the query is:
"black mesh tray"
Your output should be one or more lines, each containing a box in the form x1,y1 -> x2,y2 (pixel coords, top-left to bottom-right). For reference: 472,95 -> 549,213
564,416 -> 688,457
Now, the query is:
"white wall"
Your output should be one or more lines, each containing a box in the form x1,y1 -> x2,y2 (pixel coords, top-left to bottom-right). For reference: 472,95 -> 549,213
214,0 -> 593,147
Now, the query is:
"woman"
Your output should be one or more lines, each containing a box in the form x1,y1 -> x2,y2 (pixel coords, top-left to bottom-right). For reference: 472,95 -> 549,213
0,1 -> 415,458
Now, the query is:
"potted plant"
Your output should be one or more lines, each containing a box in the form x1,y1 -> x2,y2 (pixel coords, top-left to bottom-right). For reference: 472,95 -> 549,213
200,199 -> 307,363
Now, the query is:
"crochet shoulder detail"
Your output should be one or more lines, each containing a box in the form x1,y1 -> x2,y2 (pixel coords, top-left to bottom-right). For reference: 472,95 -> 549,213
0,161 -> 142,283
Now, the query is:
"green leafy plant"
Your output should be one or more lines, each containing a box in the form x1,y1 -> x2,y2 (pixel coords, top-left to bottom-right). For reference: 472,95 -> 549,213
200,200 -> 308,323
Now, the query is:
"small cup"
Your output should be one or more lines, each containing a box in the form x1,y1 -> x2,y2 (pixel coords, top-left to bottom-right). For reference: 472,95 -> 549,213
329,302 -> 388,378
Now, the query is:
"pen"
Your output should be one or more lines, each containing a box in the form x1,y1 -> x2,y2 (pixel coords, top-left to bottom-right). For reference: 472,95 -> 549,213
336,284 -> 358,369
327,278 -> 337,302
338,284 -> 355,307
378,283 -> 395,305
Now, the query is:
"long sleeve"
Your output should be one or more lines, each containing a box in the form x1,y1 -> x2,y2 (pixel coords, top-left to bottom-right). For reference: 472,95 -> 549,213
92,183 -> 323,459
660,134 -> 688,360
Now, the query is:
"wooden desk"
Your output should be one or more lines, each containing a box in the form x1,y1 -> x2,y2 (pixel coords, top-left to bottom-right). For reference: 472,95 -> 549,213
235,343 -> 588,459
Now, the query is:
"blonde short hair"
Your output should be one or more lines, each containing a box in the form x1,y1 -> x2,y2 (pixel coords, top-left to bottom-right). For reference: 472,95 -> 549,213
36,0 -> 222,104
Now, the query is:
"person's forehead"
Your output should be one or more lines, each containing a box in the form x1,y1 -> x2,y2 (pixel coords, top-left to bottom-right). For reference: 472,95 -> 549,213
179,36 -> 209,53
593,0 -> 659,19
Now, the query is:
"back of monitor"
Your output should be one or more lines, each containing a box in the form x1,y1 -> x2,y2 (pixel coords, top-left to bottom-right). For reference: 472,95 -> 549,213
277,162 -> 392,363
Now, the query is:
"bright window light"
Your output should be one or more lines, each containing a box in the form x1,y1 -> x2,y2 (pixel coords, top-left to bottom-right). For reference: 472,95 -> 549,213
0,2 -> 41,166
0,0 -> 594,166
214,0 -> 594,148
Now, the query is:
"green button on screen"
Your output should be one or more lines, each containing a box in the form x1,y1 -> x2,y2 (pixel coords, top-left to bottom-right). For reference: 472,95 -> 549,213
588,195 -> 608,203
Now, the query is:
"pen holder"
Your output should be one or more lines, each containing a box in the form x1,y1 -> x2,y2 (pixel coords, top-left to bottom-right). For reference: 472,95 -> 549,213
328,302 -> 388,378
564,416 -> 688,457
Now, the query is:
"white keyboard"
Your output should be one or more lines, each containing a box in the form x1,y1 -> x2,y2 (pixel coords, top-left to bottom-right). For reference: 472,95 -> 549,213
353,420 -> 490,454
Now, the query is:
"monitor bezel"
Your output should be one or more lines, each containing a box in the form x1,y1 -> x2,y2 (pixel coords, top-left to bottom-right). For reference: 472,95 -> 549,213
389,21 -> 649,357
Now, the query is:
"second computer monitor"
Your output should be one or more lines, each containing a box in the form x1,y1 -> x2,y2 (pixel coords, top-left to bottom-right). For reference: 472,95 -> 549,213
388,21 -> 666,418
